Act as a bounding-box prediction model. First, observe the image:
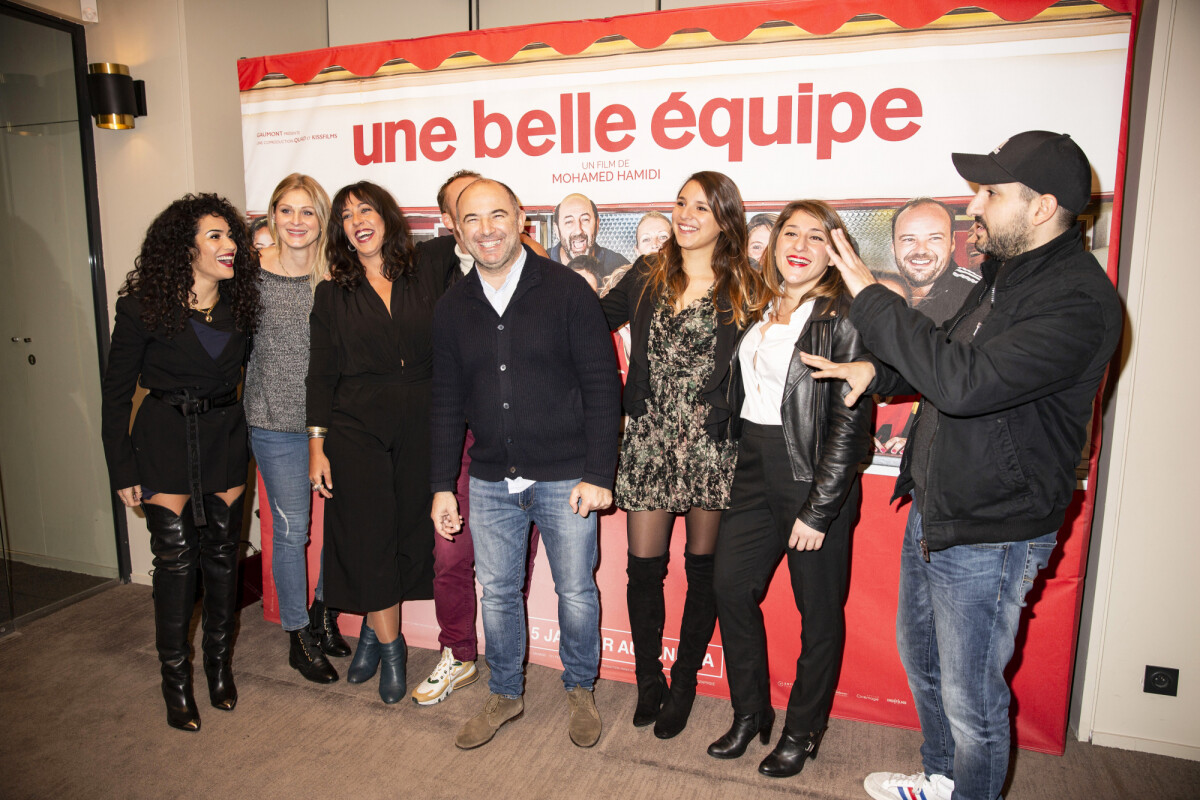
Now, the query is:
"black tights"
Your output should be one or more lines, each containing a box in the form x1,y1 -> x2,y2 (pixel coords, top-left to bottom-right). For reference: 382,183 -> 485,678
626,508 -> 722,558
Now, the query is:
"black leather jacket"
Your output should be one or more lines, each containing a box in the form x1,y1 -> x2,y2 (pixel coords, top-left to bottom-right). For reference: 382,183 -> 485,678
728,293 -> 873,533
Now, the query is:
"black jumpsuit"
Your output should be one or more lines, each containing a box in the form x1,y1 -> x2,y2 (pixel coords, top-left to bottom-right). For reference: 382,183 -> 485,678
306,253 -> 452,613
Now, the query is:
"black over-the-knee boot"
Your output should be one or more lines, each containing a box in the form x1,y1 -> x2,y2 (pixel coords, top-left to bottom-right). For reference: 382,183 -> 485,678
145,503 -> 201,732
198,494 -> 243,711
655,551 -> 716,739
626,552 -> 669,727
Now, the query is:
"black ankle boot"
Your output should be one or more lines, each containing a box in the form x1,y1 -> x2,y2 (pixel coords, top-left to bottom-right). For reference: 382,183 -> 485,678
198,495 -> 242,710
346,618 -> 380,684
758,726 -> 825,778
626,552 -> 669,727
289,625 -> 339,684
707,707 -> 775,759
145,503 -> 201,732
310,598 -> 351,658
654,551 -> 716,740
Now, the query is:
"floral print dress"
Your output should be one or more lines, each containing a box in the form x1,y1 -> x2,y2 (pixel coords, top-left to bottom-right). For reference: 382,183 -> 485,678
614,290 -> 737,512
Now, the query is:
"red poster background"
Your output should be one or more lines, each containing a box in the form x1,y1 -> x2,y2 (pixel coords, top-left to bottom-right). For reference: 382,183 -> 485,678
252,0 -> 1136,757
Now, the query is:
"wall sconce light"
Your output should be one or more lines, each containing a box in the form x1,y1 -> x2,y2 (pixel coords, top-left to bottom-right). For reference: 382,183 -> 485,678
86,63 -> 147,130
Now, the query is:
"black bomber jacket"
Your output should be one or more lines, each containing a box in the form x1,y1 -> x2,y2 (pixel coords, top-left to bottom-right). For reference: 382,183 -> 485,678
852,224 -> 1122,551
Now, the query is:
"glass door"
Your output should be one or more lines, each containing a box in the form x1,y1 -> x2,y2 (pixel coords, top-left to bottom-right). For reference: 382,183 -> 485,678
0,2 -> 127,632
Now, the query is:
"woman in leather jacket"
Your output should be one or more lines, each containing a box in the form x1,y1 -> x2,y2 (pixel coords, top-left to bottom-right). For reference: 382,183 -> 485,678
101,194 -> 261,731
707,200 -> 872,777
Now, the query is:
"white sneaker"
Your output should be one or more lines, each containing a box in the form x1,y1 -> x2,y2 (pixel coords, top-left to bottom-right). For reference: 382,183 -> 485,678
411,647 -> 478,705
864,771 -> 954,800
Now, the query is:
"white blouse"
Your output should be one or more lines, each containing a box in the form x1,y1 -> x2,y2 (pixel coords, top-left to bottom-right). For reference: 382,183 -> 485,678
738,298 -> 816,425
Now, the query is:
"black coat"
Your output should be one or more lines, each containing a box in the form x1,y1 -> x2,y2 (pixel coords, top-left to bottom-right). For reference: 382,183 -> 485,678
600,256 -> 741,439
727,293 -> 873,533
100,295 -> 249,493
856,224 -> 1122,549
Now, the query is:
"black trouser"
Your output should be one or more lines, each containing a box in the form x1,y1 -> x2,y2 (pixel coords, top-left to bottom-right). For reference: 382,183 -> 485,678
713,421 -> 860,733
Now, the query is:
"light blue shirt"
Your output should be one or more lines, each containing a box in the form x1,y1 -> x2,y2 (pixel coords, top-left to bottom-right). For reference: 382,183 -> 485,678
477,248 -> 527,317
476,247 -> 534,492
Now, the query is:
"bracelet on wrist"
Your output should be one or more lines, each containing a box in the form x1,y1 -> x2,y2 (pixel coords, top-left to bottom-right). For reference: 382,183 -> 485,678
306,426 -> 328,439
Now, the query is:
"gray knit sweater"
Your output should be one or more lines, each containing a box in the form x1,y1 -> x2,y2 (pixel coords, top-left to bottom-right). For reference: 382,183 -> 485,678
244,269 -> 312,433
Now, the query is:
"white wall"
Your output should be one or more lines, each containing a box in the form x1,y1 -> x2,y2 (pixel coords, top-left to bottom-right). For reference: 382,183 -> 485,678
16,0 -> 1200,760
78,0 -> 327,582
1072,0 -> 1200,760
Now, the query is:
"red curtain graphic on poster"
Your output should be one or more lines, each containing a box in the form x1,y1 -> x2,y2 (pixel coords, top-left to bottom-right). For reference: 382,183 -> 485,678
240,0 -> 1137,755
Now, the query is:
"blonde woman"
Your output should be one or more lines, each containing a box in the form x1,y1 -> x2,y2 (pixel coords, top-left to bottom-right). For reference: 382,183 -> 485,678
244,174 -> 348,683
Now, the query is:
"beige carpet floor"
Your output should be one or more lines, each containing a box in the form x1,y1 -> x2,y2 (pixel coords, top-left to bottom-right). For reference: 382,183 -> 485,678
1,585 -> 1197,799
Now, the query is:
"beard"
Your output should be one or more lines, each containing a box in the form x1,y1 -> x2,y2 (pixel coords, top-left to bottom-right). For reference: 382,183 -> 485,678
977,217 -> 1032,262
899,252 -> 944,288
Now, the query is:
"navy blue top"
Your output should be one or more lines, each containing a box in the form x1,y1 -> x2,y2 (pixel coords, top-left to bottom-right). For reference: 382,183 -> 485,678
430,253 -> 621,492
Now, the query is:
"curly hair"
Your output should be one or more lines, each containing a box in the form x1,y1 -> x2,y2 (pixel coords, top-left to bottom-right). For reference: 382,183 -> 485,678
325,181 -> 415,289
119,193 -> 261,335
642,171 -> 769,329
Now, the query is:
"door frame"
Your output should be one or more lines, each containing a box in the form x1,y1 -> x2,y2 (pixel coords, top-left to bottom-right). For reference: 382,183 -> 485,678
1,0 -> 131,581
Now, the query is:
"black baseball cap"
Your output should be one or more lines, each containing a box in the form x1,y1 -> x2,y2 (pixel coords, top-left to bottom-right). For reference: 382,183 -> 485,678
951,131 -> 1093,214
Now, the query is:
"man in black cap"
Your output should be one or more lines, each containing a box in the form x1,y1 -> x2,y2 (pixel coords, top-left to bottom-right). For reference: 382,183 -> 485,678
801,131 -> 1122,800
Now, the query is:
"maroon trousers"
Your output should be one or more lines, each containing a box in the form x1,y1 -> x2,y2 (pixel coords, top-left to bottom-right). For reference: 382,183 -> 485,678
433,429 -> 540,661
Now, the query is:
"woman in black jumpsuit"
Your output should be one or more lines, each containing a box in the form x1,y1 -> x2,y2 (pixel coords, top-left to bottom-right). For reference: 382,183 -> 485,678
101,193 -> 260,731
307,181 -> 453,704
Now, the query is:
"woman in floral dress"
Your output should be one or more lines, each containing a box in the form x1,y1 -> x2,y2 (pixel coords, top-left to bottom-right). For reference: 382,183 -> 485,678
601,171 -> 767,739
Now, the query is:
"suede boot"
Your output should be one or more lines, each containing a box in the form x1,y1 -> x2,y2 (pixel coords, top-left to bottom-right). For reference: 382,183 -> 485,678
198,494 -> 242,711
377,635 -> 408,704
346,618 -> 380,684
145,503 -> 201,732
626,552 -> 669,727
310,598 -> 351,658
654,551 -> 716,740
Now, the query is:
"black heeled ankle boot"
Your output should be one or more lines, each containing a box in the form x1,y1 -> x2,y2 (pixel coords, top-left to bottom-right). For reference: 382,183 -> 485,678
627,552 -> 669,727
145,503 -> 201,732
654,551 -> 716,740
310,598 -> 351,658
758,726 -> 825,778
346,618 -> 381,684
199,494 -> 242,711
377,635 -> 407,704
289,625 -> 339,684
707,707 -> 776,759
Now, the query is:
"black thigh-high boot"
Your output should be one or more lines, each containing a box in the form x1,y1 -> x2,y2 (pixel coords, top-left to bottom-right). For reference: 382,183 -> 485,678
626,553 -> 669,727
145,503 -> 201,732
198,494 -> 243,711
655,551 -> 716,739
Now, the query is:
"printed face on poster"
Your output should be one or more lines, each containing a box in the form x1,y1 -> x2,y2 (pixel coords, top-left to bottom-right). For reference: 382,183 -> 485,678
242,9 -> 1128,462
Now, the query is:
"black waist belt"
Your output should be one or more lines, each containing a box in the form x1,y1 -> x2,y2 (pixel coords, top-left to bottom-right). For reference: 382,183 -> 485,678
150,388 -> 238,526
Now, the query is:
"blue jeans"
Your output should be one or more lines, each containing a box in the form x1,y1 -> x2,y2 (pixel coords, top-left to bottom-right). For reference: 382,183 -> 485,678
897,505 -> 1056,800
251,427 -> 324,631
469,477 -> 600,697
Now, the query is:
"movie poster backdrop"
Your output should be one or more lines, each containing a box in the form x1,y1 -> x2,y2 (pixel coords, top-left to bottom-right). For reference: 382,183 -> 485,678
242,0 -> 1135,753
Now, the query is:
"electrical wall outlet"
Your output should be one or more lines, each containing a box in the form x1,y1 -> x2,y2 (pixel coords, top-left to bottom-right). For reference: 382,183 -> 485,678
1144,665 -> 1179,697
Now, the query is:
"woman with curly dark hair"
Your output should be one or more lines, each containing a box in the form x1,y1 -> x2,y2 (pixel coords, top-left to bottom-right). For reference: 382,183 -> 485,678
601,171 -> 769,739
101,193 -> 260,732
307,181 -> 454,704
